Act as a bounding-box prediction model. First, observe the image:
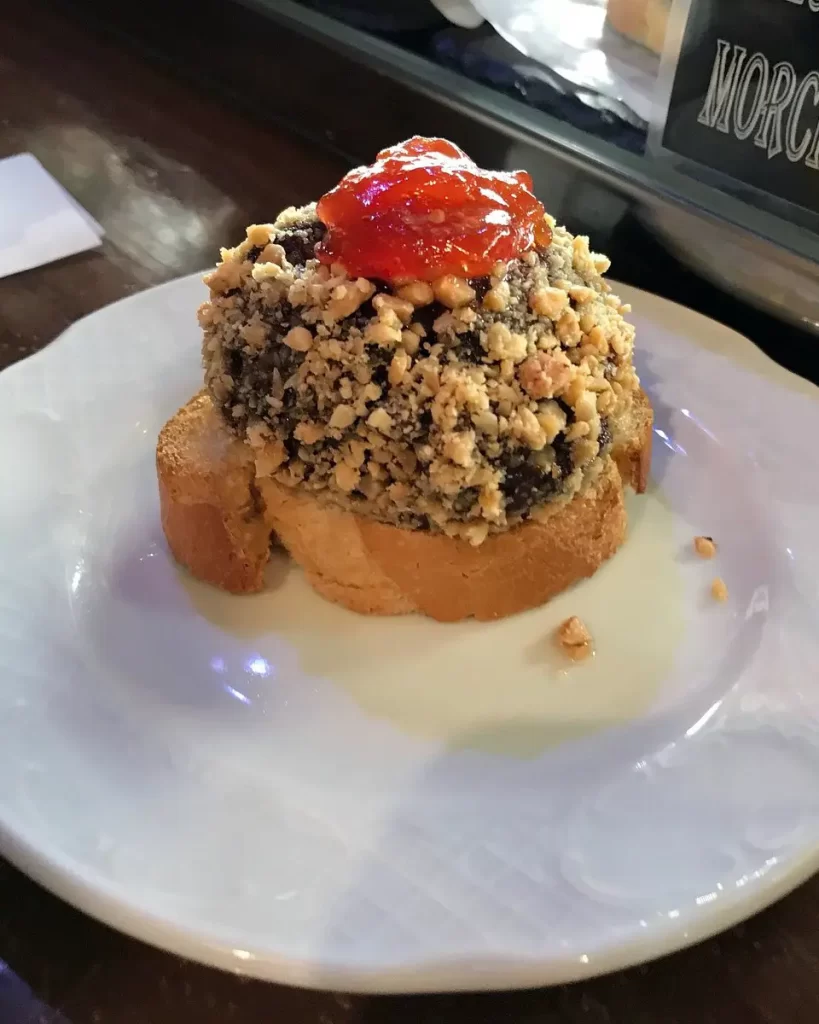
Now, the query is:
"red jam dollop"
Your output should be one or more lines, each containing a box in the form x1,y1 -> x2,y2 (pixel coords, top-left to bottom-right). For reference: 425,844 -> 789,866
315,136 -> 549,282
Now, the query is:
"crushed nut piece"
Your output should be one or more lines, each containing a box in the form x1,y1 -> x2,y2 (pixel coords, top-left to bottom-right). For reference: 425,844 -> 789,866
519,351 -> 572,399
205,260 -> 245,293
464,521 -> 489,546
329,404 -> 357,430
711,577 -> 729,602
246,224 -> 272,246
396,281 -> 435,307
241,321 -> 267,350
364,320 -> 402,347
252,261 -> 285,283
529,286 -> 569,320
294,420 -> 324,444
388,349 -> 411,387
367,407 -> 394,433
283,326 -> 313,352
556,616 -> 593,661
258,243 -> 285,266
486,322 -> 527,362
555,309 -> 582,347
254,440 -> 287,477
482,283 -> 510,312
374,293 -> 414,323
325,278 -> 376,322
442,431 -> 475,466
400,329 -> 420,355
574,391 -> 597,422
694,536 -> 717,559
335,463 -> 360,493
433,275 -> 476,309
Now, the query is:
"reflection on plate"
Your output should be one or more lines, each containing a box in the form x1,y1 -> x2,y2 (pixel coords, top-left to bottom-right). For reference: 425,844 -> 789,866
0,276 -> 818,992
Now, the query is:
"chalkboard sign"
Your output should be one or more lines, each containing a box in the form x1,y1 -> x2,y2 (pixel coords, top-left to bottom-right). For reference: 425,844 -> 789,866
661,0 -> 819,219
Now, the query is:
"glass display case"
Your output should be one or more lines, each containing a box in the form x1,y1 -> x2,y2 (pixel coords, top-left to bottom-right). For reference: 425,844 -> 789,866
58,0 -> 819,379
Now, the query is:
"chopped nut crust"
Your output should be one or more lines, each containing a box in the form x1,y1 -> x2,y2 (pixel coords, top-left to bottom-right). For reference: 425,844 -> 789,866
200,205 -> 640,541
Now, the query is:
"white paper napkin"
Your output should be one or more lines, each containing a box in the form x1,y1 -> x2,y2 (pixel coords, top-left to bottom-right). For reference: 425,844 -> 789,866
0,153 -> 103,279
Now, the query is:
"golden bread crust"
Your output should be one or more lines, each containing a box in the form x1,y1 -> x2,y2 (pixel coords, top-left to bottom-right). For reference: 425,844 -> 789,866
257,459 -> 626,621
613,386 -> 653,494
157,391 -> 652,620
156,392 -> 271,593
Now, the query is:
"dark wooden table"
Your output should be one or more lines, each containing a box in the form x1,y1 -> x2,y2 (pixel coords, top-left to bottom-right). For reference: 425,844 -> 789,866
2,6 -> 818,1022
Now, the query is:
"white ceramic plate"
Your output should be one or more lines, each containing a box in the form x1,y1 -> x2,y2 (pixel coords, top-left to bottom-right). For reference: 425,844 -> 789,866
1,276 -> 818,993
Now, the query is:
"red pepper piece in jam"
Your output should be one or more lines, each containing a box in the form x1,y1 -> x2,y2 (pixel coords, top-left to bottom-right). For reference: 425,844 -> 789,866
315,137 -> 549,283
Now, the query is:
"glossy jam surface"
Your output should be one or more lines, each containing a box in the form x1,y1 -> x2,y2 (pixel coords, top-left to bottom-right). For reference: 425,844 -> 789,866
316,137 -> 548,282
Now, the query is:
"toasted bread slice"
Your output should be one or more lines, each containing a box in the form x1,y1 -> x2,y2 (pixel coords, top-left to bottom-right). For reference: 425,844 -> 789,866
612,385 -> 653,494
156,392 -> 271,594
157,391 -> 652,620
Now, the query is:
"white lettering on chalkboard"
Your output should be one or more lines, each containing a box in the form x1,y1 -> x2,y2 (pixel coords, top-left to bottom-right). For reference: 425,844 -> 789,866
697,40 -> 747,133
782,0 -> 819,10
787,71 -> 819,161
698,39 -> 819,170
754,62 -> 796,157
735,53 -> 770,139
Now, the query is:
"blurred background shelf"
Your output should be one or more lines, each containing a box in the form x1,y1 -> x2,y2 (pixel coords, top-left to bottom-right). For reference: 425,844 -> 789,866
58,0 -> 819,381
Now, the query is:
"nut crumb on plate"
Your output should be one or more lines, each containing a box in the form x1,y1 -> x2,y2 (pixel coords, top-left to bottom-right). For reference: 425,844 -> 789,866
556,616 -> 593,661
694,535 -> 717,559
711,577 -> 729,602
